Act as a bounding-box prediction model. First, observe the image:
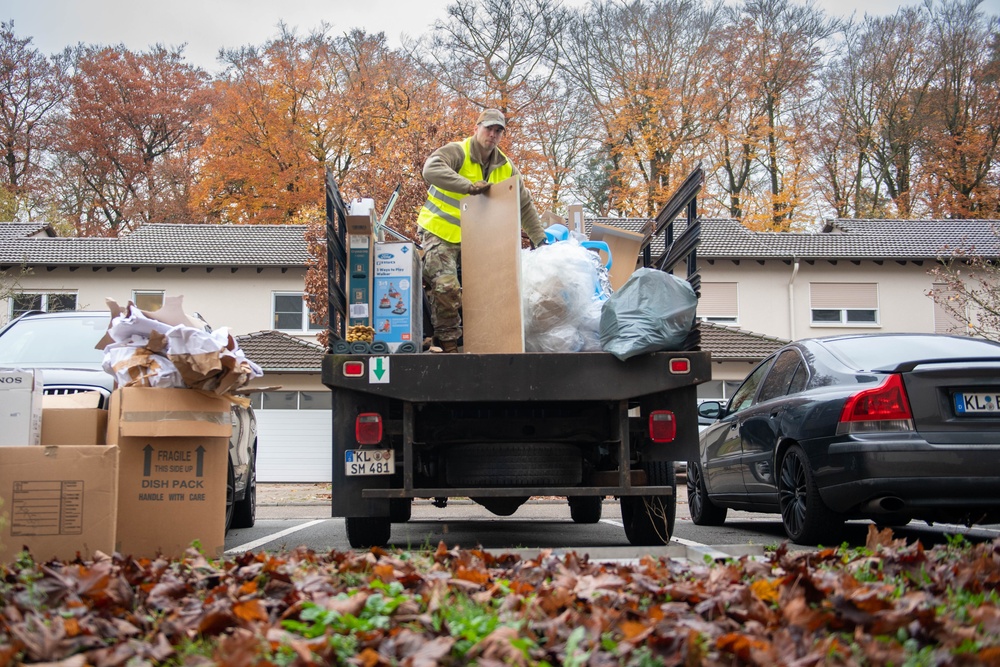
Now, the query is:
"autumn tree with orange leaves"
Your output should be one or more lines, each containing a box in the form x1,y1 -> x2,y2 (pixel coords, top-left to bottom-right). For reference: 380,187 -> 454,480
53,44 -> 213,236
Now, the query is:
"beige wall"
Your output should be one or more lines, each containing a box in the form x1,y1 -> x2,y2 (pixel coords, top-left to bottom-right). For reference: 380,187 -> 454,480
702,259 -> 940,341
1,265 -> 318,341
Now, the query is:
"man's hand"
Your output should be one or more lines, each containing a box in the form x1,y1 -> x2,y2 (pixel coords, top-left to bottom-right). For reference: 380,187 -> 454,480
468,180 -> 491,195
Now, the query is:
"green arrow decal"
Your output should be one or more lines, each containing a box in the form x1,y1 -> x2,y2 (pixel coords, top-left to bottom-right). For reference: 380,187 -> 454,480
373,357 -> 386,380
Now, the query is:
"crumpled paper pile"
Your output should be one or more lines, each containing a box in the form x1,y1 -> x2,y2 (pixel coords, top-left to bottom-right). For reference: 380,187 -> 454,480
97,296 -> 263,396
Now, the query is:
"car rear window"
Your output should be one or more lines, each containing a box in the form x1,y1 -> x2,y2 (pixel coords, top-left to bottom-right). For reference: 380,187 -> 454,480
823,335 -> 1000,371
0,316 -> 108,365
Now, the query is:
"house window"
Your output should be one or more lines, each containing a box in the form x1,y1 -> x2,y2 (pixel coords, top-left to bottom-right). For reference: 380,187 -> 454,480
254,390 -> 331,410
10,292 -> 77,319
810,283 -> 879,326
698,282 -> 738,323
273,293 -> 325,331
931,283 -> 967,335
133,291 -> 164,311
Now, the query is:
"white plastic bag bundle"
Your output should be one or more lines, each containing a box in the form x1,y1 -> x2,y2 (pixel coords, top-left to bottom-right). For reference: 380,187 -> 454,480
100,298 -> 263,393
599,268 -> 697,360
521,238 -> 610,352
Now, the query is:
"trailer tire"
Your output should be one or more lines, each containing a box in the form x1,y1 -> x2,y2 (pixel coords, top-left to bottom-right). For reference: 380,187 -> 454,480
345,516 -> 390,548
569,496 -> 603,524
389,498 -> 412,523
621,461 -> 676,546
446,442 -> 582,487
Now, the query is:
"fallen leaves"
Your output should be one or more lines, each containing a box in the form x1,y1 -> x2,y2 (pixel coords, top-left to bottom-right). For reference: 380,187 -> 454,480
0,529 -> 999,665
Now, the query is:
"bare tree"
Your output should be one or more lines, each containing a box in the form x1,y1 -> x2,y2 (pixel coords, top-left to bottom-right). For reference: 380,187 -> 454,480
560,0 -> 726,217
921,0 -> 1000,218
735,0 -> 839,228
0,22 -> 68,220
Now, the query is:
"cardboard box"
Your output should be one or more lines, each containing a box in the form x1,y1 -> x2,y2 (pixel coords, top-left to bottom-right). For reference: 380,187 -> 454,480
108,388 -> 232,558
347,211 -> 375,330
0,445 -> 118,563
372,242 -> 423,351
0,368 -> 43,447
41,392 -> 108,446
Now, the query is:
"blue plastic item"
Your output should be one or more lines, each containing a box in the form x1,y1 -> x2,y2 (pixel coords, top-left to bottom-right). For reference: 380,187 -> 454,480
543,223 -> 570,244
581,240 -> 612,269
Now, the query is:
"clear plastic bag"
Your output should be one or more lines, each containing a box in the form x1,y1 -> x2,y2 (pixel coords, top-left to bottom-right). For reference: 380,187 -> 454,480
599,268 -> 697,360
521,238 -> 611,352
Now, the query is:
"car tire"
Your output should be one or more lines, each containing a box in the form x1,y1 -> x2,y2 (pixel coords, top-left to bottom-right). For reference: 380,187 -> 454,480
687,461 -> 727,526
225,461 -> 236,533
230,454 -> 257,529
778,445 -> 843,545
568,496 -> 603,524
346,516 -> 391,548
621,461 -> 676,546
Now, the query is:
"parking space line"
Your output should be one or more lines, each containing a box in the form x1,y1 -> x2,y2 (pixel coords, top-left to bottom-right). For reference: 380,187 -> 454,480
225,519 -> 327,554
600,519 -> 714,549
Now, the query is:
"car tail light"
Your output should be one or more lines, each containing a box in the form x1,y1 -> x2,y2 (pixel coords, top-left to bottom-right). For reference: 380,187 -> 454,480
649,410 -> 677,443
343,361 -> 364,377
669,358 -> 690,374
355,413 -> 383,444
837,374 -> 914,434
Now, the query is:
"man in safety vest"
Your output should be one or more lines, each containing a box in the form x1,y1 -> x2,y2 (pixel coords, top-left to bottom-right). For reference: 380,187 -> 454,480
417,108 -> 547,353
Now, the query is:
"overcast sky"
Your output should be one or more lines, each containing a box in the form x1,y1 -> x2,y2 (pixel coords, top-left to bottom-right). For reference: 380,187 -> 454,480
7,0 -> 1000,75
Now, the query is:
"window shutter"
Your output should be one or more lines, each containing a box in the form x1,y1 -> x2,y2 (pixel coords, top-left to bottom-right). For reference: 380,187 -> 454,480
699,282 -> 738,317
932,284 -> 967,335
810,283 -> 878,308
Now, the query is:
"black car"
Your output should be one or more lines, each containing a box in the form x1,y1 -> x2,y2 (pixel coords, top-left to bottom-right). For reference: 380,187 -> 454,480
0,310 -> 258,532
689,333 -> 1000,545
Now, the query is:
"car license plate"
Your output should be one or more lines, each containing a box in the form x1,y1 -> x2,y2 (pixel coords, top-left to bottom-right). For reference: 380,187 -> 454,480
954,392 -> 1000,415
345,449 -> 394,476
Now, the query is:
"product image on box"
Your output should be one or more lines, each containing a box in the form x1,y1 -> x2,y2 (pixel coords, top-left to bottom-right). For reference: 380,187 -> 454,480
372,242 -> 422,352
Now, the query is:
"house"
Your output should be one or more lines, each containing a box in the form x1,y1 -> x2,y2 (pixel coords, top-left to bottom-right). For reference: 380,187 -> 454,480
592,216 -> 999,400
2,215 -> 994,480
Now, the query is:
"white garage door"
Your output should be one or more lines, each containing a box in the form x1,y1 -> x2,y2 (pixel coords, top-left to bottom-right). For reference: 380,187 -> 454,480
253,391 -> 333,482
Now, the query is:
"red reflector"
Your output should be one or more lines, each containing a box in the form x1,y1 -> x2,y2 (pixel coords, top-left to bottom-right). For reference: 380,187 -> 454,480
669,358 -> 690,374
839,374 -> 913,422
649,410 -> 677,443
355,413 -> 383,445
343,361 -> 364,377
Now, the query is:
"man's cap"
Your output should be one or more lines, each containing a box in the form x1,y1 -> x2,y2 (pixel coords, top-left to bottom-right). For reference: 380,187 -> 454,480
477,108 -> 506,129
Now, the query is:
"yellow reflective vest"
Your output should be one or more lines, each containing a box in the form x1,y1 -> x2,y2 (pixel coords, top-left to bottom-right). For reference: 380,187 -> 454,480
416,137 -> 514,244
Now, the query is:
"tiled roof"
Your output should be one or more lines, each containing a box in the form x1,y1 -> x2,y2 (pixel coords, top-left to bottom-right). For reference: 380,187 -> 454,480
0,222 -> 54,240
0,223 -> 311,266
587,217 -> 1000,261
698,322 -> 788,361
235,330 -> 326,372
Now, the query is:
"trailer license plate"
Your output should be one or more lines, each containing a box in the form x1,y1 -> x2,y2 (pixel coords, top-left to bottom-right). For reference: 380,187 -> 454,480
954,392 -> 1000,414
345,449 -> 394,475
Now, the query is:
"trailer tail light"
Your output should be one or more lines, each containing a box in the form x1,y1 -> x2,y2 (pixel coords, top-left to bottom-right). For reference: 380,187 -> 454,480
343,361 -> 365,377
649,410 -> 677,443
355,413 -> 383,444
836,373 -> 915,434
669,358 -> 690,374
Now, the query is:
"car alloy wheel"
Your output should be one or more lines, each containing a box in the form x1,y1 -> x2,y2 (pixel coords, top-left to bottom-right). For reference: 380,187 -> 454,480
777,445 -> 842,545
687,461 -> 727,526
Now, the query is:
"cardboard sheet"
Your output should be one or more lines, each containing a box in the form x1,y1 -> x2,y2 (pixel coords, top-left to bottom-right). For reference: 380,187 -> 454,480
590,222 -> 649,291
460,176 -> 525,353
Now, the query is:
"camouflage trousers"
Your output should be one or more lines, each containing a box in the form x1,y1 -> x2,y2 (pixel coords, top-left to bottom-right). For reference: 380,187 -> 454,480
420,229 -> 462,343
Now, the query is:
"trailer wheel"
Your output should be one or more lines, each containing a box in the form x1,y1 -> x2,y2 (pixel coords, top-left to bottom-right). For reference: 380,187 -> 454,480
345,517 -> 390,548
621,461 -> 676,546
446,442 -> 582,487
389,498 -> 412,523
569,496 -> 603,523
